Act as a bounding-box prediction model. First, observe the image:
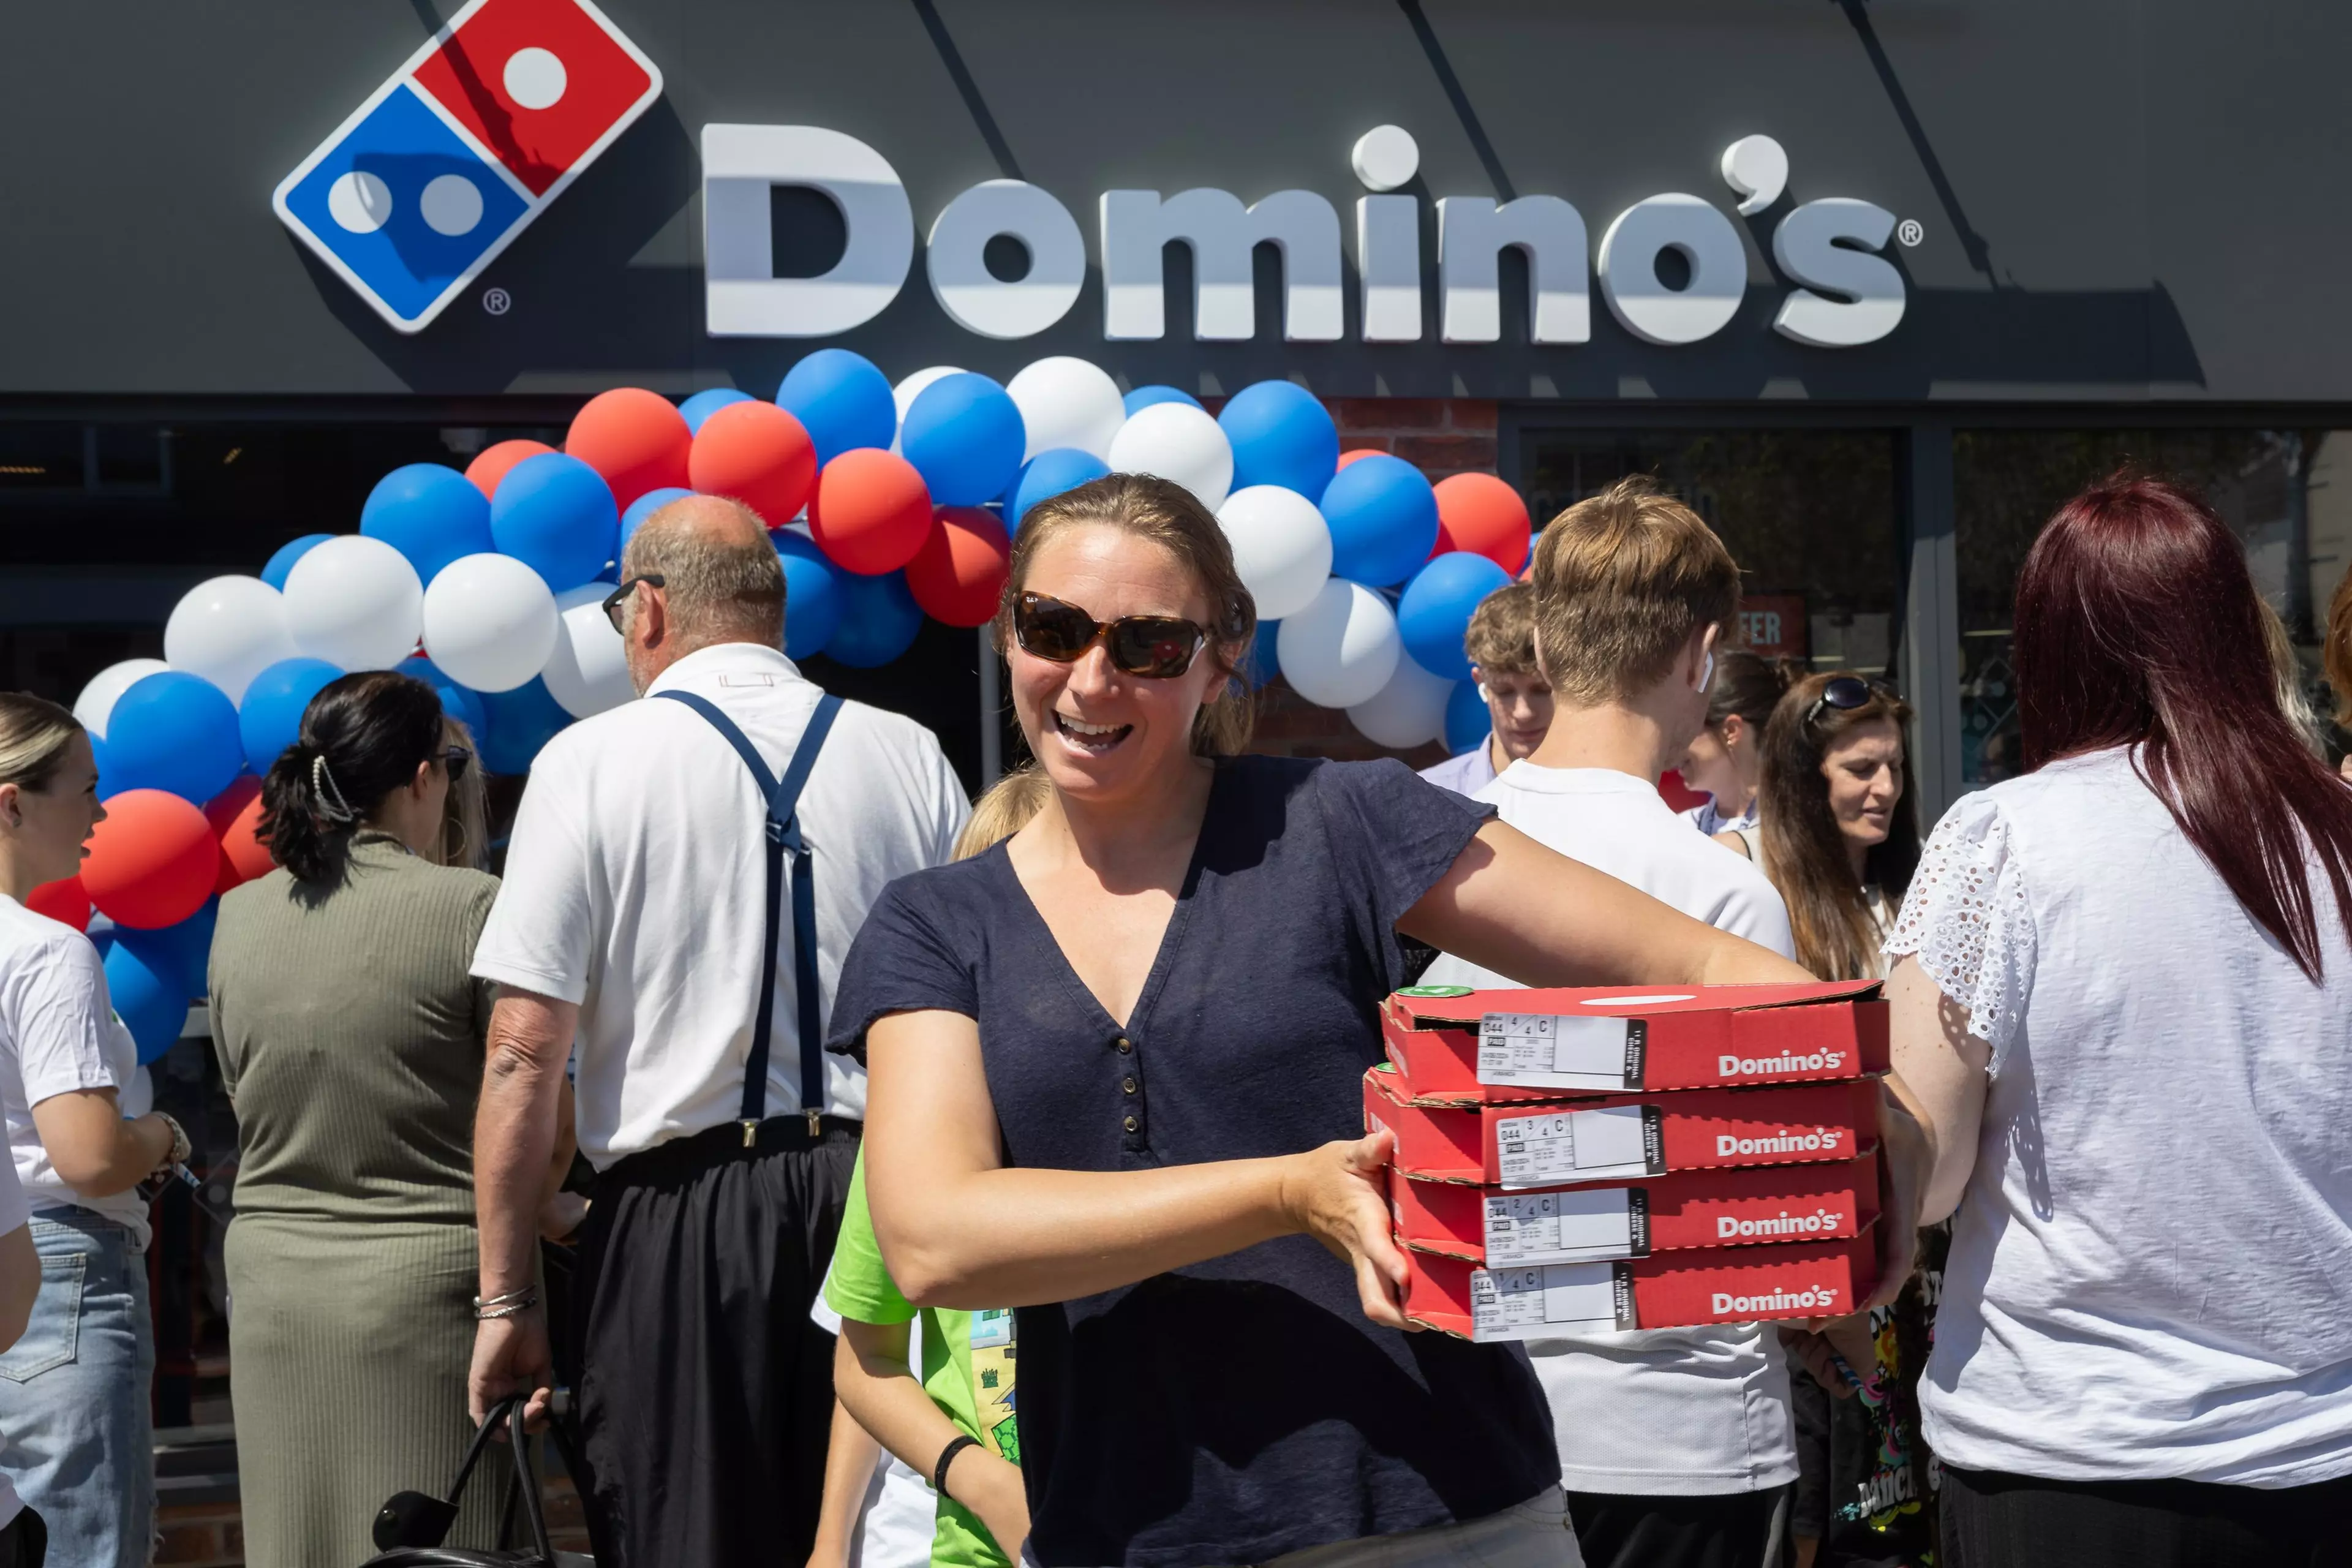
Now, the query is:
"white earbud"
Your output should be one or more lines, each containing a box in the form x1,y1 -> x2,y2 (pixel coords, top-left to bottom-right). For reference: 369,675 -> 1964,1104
1477,682 -> 1491,704
1694,649 -> 1716,693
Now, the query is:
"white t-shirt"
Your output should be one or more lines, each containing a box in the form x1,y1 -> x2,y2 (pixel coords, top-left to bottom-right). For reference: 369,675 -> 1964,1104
0,896 -> 153,1251
808,1291 -> 937,1568
472,644 -> 968,1167
1420,764 -> 1800,1496
0,1079 -> 28,1530
1888,746 -> 2352,1488
1417,740 -> 1498,797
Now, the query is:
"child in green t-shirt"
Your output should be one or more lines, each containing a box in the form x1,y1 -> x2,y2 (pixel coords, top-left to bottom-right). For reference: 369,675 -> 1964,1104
823,1148 -> 1025,1568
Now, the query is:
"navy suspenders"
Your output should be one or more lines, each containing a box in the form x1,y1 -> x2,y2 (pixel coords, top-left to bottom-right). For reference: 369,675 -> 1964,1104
655,688 -> 845,1145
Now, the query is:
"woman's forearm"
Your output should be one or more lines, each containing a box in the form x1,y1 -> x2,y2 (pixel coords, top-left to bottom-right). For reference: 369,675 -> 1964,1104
29,1092 -> 168,1197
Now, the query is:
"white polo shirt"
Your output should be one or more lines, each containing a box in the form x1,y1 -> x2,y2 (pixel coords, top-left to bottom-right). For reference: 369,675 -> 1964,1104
1420,764 -> 1801,1498
472,643 -> 968,1167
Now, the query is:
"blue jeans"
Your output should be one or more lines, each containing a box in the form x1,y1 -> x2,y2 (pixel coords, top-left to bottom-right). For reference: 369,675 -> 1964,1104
0,1212 -> 153,1568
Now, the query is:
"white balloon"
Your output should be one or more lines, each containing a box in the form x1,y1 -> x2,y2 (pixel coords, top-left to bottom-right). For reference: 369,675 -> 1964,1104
1346,649 -> 1453,748
73,658 -> 172,741
1106,402 -> 1234,511
421,554 -> 560,694
1216,485 -> 1335,622
889,365 -> 964,454
163,575 -> 298,706
541,583 -> 636,718
1006,357 -> 1126,462
283,535 -> 424,671
1278,578 -> 1402,709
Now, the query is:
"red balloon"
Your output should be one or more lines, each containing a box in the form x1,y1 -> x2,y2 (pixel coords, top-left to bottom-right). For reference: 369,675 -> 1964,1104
218,790 -> 277,888
81,790 -> 217,930
1432,472 -> 1533,575
688,402 -> 818,529
24,877 -> 89,932
466,439 -> 556,499
808,449 -> 933,576
1336,448 -> 1384,472
906,507 -> 1012,628
567,388 -> 693,510
204,777 -> 265,894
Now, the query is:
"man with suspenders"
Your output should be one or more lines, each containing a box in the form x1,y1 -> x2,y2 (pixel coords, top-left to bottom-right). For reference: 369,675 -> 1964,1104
469,497 -> 969,1568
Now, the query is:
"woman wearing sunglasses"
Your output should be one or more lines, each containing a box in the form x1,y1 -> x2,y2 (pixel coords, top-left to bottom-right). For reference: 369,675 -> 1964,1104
831,474 -> 1827,1568
208,671 -> 576,1567
1726,673 -> 1920,982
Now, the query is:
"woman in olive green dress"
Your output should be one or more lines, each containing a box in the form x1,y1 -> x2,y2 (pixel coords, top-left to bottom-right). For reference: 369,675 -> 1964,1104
209,671 -> 568,1567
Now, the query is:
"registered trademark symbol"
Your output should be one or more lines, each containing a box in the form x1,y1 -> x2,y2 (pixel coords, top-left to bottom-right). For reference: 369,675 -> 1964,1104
1896,219 -> 1924,248
482,287 -> 512,315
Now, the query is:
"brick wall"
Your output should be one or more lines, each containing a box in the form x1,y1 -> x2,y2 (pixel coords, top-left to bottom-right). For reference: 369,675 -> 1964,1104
1226,396 -> 1501,766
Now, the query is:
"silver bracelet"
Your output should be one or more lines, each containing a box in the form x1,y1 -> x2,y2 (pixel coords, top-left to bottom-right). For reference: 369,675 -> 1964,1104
472,1286 -> 539,1319
476,1297 -> 539,1322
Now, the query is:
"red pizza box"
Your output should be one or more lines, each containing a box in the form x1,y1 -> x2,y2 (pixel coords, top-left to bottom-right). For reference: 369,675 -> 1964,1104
1403,1231 -> 1879,1341
1389,1150 -> 1880,1267
1380,980 -> 1886,1102
1365,1064 -> 1877,1189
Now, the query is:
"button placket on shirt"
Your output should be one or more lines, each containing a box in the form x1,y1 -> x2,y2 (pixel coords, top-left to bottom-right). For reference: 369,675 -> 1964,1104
1113,1033 -> 1147,1146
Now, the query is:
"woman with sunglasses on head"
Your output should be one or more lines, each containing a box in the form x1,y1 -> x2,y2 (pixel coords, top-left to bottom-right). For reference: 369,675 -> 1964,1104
829,474 -> 1826,1568
1727,674 -> 1920,982
208,671 -> 576,1568
1884,477 -> 2352,1567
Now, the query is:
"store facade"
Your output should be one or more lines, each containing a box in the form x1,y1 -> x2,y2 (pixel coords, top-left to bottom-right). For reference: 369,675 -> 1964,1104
7,0 -> 2352,821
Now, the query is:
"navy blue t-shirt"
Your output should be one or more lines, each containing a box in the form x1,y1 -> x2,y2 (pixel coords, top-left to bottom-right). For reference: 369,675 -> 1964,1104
829,755 -> 1558,1568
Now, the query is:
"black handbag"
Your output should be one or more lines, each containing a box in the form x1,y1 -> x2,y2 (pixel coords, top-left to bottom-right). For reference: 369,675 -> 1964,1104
362,1395 -> 594,1567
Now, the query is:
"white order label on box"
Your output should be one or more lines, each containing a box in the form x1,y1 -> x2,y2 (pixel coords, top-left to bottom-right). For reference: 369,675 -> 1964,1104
1483,1186 -> 1642,1265
1494,1104 -> 1656,1189
1477,1012 -> 1638,1090
1468,1262 -> 1624,1341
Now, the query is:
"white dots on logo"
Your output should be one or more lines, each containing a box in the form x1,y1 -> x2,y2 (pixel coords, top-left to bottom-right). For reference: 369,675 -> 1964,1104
420,173 -> 486,236
503,46 -> 568,110
326,170 -> 394,234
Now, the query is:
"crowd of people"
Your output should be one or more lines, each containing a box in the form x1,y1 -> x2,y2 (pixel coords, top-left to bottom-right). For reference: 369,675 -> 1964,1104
0,469 -> 2345,1568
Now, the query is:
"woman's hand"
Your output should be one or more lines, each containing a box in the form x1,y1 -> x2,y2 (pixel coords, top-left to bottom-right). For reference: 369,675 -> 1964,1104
1279,1129 -> 1414,1330
948,1447 -> 1031,1561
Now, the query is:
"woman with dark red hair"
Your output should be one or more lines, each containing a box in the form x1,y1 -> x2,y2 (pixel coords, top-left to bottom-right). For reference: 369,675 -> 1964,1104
1882,476 -> 2352,1566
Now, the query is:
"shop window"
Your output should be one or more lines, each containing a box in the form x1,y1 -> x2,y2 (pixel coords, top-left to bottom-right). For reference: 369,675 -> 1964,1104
1520,429 -> 1902,677
1953,431 -> 2350,783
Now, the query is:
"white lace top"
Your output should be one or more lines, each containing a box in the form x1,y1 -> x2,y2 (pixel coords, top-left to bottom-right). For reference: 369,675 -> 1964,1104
1887,746 -> 2352,1487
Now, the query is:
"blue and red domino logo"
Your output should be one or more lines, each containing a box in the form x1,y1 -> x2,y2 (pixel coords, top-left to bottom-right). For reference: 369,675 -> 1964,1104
273,0 -> 661,334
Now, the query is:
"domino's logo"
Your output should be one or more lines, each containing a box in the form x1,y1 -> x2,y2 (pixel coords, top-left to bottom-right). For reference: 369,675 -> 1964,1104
273,0 -> 660,333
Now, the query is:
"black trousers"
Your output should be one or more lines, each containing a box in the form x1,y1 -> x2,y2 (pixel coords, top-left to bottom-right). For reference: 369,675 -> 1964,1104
1564,1486 -> 1790,1568
566,1117 -> 861,1568
1940,1464 -> 2352,1568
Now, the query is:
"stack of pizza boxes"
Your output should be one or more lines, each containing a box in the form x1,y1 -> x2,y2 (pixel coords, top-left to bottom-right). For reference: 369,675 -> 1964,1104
1363,980 -> 1887,1343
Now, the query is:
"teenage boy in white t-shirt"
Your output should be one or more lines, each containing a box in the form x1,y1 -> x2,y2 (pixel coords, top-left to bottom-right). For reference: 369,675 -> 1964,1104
1423,477 -> 1800,1568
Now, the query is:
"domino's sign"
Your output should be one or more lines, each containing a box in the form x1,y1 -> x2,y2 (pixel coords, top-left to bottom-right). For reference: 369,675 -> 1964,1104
274,0 -> 660,334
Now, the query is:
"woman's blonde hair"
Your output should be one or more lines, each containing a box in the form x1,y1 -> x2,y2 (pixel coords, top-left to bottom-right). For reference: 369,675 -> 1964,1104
953,766 -> 1052,861
0,693 -> 83,794
438,715 -> 490,869
992,473 -> 1258,755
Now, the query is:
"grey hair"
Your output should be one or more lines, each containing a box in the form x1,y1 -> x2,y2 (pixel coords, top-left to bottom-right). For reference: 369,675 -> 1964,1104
619,496 -> 786,652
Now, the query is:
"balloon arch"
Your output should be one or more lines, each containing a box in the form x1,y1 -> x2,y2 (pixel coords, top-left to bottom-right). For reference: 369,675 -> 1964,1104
51,352 -> 1531,1058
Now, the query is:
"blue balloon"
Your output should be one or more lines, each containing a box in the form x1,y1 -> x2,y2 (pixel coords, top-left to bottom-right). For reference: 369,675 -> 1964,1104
1242,620 -> 1281,690
823,571 -> 923,669
102,672 -> 243,803
1398,552 -> 1516,683
772,532 -> 845,660
620,486 -> 695,554
1009,448 -> 1112,532
238,657 -> 344,775
679,387 -> 754,434
1220,380 -> 1339,499
475,678 -> 571,775
116,899 -> 217,1000
490,453 -> 619,593
1321,454 -> 1441,587
260,533 -> 333,590
901,373 -> 1026,507
1123,385 -> 1203,416
1445,679 -> 1491,756
777,349 -> 897,466
362,463 -> 496,586
395,657 -> 488,739
105,926 -> 198,1065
